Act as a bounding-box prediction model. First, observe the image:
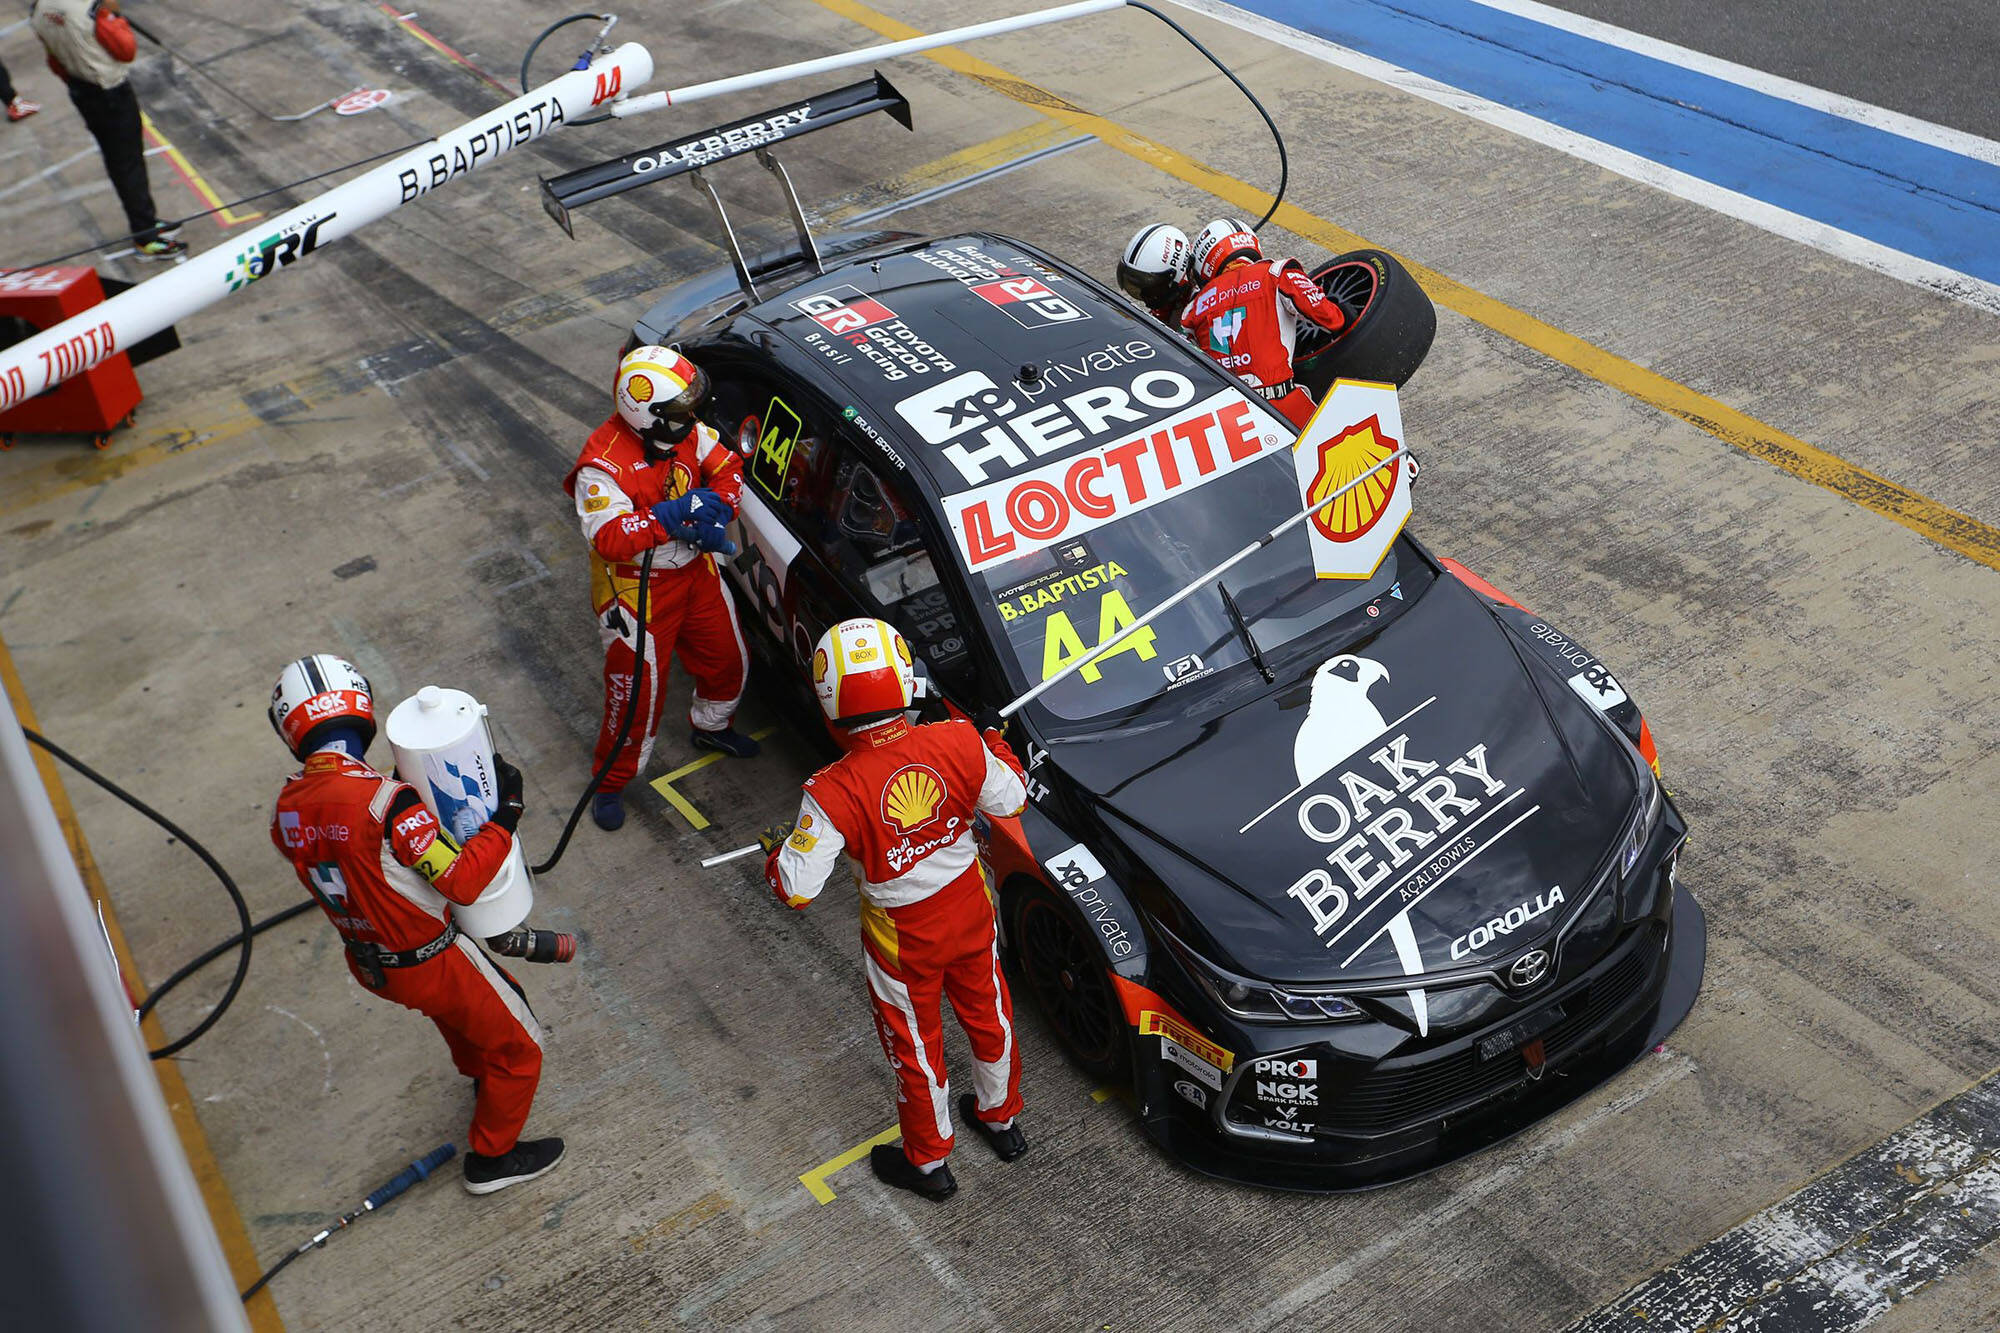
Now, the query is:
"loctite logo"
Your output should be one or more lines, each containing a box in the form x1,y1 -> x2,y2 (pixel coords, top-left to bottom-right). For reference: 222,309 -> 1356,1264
944,390 -> 1281,572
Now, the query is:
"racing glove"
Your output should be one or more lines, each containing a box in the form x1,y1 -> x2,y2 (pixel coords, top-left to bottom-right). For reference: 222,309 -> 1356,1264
652,488 -> 731,542
492,753 -> 525,833
689,518 -> 738,557
756,822 -> 796,854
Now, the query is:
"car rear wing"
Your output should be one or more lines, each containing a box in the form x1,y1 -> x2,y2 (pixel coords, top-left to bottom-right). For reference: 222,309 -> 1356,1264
539,72 -> 913,239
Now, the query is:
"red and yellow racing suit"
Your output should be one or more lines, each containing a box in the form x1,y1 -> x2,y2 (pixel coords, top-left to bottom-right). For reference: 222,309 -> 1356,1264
1182,256 -> 1347,427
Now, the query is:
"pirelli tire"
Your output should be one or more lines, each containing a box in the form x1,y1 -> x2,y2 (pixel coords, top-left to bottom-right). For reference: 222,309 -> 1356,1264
1009,878 -> 1126,1081
1292,249 -> 1437,396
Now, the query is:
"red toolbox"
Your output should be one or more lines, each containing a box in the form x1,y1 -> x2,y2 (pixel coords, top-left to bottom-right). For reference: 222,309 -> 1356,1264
0,267 -> 141,450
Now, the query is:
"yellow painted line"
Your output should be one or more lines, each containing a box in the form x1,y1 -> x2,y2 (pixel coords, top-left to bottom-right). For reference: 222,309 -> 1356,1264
0,633 -> 284,1330
377,2 -> 517,95
808,0 -> 2000,575
800,1122 -> 904,1204
647,726 -> 778,831
139,113 -> 263,227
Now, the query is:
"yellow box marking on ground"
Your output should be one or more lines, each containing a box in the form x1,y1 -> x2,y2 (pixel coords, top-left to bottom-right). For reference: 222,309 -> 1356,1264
648,727 -> 777,831
808,0 -> 2000,576
0,633 -> 284,1331
800,1122 -> 905,1204
139,112 -> 263,227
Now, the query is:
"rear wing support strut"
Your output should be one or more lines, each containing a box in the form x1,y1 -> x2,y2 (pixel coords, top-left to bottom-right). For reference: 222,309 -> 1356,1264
686,169 -> 761,304
757,147 -> 823,277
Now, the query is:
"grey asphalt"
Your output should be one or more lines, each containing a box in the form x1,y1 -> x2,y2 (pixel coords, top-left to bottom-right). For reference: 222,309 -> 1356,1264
1546,0 -> 2000,139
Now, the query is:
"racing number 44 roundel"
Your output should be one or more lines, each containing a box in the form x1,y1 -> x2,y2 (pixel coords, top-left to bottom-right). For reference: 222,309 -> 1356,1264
1293,380 -> 1413,580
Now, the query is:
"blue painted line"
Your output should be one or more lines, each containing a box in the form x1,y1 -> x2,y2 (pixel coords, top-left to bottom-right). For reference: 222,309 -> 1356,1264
1234,0 -> 2000,285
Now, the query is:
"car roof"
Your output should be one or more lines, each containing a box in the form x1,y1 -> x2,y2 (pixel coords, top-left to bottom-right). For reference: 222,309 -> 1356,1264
733,232 -> 1248,504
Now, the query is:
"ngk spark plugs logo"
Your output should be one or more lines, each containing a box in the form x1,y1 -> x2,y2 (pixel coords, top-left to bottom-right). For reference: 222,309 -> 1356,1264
793,286 -> 956,383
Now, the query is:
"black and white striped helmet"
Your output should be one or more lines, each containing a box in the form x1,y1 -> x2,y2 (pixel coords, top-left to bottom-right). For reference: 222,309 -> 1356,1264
1117,223 -> 1192,311
269,653 -> 375,757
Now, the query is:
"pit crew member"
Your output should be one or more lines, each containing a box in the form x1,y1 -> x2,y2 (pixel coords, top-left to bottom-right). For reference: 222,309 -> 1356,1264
763,618 -> 1030,1201
1116,221 -> 1194,324
564,345 -> 758,833
1181,217 -> 1346,428
267,654 -> 566,1195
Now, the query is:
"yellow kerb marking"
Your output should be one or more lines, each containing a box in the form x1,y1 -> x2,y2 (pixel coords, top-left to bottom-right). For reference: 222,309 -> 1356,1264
647,727 -> 776,830
808,0 -> 2000,575
800,1122 -> 904,1204
0,632 -> 284,1331
139,113 -> 263,227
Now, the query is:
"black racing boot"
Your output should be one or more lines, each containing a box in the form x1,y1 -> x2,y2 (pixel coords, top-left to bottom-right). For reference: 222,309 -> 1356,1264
690,726 -> 760,758
463,1136 -> 565,1195
957,1094 -> 1028,1162
869,1144 -> 957,1202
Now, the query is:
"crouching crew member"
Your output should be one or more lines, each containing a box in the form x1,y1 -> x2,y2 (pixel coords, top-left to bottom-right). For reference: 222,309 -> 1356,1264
268,654 -> 566,1195
564,345 -> 758,833
1116,221 -> 1194,325
1182,217 -> 1347,428
764,618 -> 1030,1201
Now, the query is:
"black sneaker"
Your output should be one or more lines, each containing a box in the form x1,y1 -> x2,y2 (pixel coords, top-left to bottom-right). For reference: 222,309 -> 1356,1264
957,1094 -> 1028,1162
869,1144 -> 956,1202
591,788 -> 625,831
690,726 -> 759,758
462,1136 -> 565,1195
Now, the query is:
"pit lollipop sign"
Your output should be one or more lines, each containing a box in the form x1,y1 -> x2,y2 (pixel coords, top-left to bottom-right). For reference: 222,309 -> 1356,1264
1292,379 -> 1412,580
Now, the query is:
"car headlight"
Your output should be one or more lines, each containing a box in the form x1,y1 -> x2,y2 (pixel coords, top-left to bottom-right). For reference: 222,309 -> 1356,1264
1160,927 -> 1363,1024
1616,761 -> 1667,916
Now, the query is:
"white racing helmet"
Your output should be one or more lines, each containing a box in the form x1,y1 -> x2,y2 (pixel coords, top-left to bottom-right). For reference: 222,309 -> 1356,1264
812,617 -> 915,731
1191,217 -> 1261,281
1117,222 -> 1192,312
615,344 -> 711,444
269,653 -> 375,757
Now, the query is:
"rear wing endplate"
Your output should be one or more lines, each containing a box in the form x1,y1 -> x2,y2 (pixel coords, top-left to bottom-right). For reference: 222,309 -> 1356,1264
540,72 -> 913,237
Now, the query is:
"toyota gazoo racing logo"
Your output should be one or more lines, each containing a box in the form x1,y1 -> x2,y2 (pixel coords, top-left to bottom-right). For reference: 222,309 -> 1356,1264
913,241 -> 1090,328
1304,414 -> 1402,542
792,286 -> 957,383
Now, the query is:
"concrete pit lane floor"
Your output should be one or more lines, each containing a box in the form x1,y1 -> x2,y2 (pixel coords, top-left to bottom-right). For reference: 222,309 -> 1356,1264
4,1 -> 2000,1329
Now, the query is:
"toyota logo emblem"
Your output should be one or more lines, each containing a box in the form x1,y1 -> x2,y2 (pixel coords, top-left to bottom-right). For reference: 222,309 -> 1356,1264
1508,949 -> 1552,989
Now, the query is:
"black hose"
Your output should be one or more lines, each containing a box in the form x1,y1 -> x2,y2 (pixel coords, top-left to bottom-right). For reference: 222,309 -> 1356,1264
532,544 -> 654,874
21,729 -> 261,1060
520,13 -> 616,127
137,900 -> 317,1024
126,16 -> 292,123
1128,1 -> 1290,231
240,1248 -> 305,1303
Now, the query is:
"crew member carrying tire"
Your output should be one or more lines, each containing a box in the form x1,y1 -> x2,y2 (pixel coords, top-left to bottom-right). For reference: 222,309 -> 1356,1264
267,654 -> 566,1195
564,345 -> 759,833
763,617 -> 1030,1202
1181,217 -> 1346,428
1116,222 -> 1194,324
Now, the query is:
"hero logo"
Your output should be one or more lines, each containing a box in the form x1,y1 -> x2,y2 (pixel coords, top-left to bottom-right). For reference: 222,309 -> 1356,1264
897,368 -> 1197,482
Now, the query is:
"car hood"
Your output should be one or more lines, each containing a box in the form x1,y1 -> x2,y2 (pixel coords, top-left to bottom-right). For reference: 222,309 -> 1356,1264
1052,574 -> 1637,986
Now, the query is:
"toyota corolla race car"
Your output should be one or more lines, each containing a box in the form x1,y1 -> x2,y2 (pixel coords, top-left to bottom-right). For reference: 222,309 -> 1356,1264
561,87 -> 1703,1190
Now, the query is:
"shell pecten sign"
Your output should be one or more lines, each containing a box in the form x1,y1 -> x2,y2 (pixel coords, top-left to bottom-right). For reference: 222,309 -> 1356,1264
1292,379 -> 1412,580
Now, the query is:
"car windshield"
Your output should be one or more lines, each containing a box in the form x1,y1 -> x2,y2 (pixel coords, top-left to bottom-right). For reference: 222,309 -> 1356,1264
965,448 -> 1428,723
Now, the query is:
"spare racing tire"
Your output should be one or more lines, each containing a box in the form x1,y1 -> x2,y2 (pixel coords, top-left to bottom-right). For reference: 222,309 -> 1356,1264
1292,249 -> 1436,396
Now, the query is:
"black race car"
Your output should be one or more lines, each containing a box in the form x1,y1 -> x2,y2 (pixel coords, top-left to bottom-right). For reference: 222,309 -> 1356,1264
564,90 -> 1702,1190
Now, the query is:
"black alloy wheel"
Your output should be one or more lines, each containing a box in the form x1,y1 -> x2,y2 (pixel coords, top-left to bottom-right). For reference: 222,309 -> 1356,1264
1013,883 -> 1124,1079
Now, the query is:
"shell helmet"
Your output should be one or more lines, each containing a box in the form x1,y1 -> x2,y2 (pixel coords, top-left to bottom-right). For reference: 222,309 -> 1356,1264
269,654 -> 375,758
1116,222 -> 1192,312
1192,217 -> 1261,281
615,345 -> 711,444
813,617 -> 915,731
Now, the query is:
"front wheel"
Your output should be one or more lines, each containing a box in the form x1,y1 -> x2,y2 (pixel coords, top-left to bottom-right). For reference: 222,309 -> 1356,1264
1293,249 -> 1437,395
1011,880 -> 1124,1080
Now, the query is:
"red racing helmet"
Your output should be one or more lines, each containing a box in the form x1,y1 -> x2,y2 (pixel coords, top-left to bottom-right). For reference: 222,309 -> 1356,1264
1192,217 -> 1261,281
269,653 -> 375,757
813,617 -> 915,732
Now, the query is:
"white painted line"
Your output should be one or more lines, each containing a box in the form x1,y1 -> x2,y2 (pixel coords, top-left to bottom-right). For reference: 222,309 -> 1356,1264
1465,0 -> 2000,168
1172,0 -> 2000,317
1248,1051 -> 1697,1332
0,148 -> 100,202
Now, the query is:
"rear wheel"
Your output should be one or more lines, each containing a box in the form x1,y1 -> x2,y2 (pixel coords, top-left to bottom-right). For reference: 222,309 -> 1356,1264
1012,881 -> 1124,1080
1293,249 -> 1437,395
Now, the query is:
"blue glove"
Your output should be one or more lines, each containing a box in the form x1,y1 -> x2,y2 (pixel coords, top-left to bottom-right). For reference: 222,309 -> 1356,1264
685,488 -> 732,525
651,494 -> 696,534
651,489 -> 731,540
690,518 -> 738,556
